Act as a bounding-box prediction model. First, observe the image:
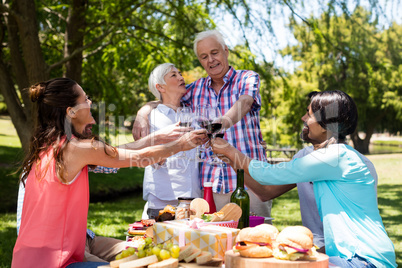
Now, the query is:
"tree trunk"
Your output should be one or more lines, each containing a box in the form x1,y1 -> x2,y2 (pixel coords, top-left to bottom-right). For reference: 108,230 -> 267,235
0,61 -> 31,152
350,111 -> 386,154
65,0 -> 87,83
2,0 -> 50,151
350,131 -> 371,155
14,0 -> 48,83
6,8 -> 32,121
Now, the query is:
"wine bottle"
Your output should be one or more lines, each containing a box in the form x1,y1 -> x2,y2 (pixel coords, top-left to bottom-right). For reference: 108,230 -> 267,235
230,169 -> 250,229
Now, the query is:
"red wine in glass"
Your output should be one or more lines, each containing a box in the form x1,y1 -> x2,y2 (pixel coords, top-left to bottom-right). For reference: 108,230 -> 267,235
198,119 -> 212,130
206,122 -> 222,138
210,122 -> 222,134
215,133 -> 224,138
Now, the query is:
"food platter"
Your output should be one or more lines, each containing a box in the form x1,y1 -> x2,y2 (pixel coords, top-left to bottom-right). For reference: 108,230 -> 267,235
225,250 -> 329,268
111,201 -> 328,268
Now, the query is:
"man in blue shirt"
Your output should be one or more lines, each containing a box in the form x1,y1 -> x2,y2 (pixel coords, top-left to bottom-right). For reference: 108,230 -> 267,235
244,126 -> 378,252
212,90 -> 396,268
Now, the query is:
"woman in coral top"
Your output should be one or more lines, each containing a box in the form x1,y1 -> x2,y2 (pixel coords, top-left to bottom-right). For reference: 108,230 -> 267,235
12,78 -> 206,268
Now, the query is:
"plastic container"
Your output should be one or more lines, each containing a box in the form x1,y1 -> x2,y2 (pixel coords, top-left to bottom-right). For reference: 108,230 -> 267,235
203,182 -> 217,213
249,216 -> 265,227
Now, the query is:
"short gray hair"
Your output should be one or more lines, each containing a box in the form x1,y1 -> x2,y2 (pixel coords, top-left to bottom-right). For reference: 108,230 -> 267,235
193,30 -> 226,57
148,63 -> 175,100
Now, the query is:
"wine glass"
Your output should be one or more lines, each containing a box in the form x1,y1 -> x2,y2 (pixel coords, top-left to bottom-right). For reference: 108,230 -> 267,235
177,106 -> 193,127
175,106 -> 193,158
206,106 -> 224,165
195,105 -> 211,162
195,105 -> 224,165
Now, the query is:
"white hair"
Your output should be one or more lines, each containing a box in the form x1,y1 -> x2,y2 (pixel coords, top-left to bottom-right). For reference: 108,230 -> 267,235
148,63 -> 175,100
193,30 -> 226,57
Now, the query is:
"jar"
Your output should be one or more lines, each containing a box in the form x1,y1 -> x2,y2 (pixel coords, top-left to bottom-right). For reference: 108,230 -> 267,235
175,197 -> 194,220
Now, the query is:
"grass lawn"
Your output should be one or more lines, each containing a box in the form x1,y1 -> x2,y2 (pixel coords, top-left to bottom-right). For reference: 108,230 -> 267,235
368,153 -> 402,265
0,116 -> 401,267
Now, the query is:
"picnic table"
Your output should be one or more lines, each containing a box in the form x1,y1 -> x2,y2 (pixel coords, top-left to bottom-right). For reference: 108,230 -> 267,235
266,148 -> 297,164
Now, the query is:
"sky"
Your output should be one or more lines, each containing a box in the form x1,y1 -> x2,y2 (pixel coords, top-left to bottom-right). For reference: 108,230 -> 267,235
213,0 -> 401,72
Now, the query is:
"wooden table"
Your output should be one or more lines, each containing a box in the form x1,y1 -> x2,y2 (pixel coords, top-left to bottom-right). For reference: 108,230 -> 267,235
225,250 -> 329,268
266,148 -> 297,164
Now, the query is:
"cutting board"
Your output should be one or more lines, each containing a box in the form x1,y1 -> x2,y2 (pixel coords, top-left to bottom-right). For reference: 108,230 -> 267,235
178,258 -> 222,268
225,250 -> 329,268
99,259 -> 222,268
178,263 -> 219,268
215,203 -> 242,222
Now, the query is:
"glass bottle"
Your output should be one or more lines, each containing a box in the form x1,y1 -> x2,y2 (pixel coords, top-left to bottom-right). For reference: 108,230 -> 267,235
203,182 -> 217,213
175,197 -> 194,220
230,169 -> 250,229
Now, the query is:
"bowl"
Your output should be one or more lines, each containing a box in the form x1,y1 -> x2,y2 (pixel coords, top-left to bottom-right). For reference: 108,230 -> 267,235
249,216 -> 265,227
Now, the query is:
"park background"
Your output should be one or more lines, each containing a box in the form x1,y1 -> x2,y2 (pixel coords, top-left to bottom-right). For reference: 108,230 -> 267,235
0,0 -> 401,267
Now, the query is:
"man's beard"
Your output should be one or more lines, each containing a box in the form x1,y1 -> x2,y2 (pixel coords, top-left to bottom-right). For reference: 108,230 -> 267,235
300,126 -> 313,143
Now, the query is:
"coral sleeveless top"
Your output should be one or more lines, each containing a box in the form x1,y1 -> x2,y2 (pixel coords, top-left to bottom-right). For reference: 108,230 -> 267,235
12,141 -> 89,268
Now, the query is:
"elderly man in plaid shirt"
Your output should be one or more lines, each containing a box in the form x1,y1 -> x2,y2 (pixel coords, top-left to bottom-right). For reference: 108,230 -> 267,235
134,30 -> 271,220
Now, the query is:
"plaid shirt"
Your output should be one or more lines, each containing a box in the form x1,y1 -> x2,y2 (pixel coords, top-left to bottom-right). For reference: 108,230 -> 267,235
183,66 -> 267,193
89,166 -> 119,174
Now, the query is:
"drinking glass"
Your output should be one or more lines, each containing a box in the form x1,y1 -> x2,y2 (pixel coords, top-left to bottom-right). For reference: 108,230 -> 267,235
195,105 -> 224,165
175,106 -> 193,158
194,105 -> 211,162
177,107 -> 193,128
206,106 -> 224,165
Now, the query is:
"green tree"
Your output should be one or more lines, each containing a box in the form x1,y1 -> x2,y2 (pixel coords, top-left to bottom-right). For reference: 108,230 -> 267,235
279,7 -> 402,153
1,0 -> 400,153
0,0 -> 213,152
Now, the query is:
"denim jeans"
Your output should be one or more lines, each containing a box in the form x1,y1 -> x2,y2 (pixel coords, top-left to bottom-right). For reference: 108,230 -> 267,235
147,208 -> 160,219
329,255 -> 376,268
67,261 -> 108,268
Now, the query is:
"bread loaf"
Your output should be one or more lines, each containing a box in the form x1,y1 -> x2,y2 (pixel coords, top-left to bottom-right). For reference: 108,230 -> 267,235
109,254 -> 138,268
178,244 -> 194,261
196,251 -> 212,264
184,248 -> 202,263
119,255 -> 158,268
148,258 -> 178,268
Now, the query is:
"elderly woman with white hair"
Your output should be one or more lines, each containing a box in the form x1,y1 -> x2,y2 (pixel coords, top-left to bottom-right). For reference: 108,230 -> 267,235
142,63 -> 202,219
